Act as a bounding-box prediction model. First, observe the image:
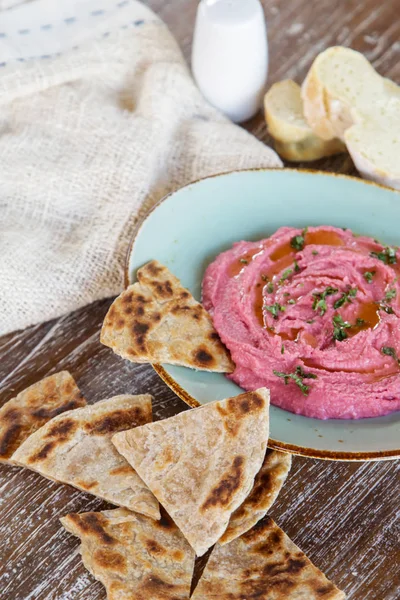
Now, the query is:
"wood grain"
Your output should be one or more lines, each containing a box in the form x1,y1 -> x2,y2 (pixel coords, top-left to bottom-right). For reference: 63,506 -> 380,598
1,1 -> 400,599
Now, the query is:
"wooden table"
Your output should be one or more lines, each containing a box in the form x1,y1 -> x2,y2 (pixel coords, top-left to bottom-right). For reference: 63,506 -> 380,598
1,1 -> 399,598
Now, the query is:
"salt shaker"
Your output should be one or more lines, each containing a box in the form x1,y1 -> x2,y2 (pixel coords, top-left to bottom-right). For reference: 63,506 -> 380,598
192,0 -> 268,123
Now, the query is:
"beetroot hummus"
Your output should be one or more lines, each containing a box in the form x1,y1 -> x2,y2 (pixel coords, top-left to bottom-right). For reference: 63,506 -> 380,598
202,226 -> 400,419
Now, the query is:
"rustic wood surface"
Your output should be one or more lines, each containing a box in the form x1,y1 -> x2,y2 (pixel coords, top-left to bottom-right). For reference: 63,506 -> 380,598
1,0 -> 400,598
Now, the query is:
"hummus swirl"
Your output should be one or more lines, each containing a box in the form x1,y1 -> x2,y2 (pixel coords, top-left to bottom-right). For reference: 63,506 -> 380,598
202,226 -> 400,419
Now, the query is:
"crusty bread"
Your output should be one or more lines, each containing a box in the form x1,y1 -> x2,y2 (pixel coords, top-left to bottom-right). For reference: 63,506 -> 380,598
345,117 -> 400,190
301,47 -> 396,140
301,46 -> 400,189
264,80 -> 345,161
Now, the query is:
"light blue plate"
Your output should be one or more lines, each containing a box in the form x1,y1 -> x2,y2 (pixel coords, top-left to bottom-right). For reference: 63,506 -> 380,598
127,169 -> 400,461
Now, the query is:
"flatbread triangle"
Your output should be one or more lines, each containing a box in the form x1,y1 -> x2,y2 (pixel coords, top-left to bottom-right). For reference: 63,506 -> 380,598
101,260 -> 234,373
0,371 -> 86,464
112,388 -> 270,556
191,516 -> 346,599
12,394 -> 160,519
219,448 -> 292,545
61,507 -> 195,600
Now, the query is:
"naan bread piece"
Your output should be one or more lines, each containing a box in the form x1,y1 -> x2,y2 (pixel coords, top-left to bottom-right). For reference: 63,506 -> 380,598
220,449 -> 292,545
61,508 -> 195,600
0,371 -> 86,464
100,260 -> 234,373
192,516 -> 346,599
112,388 -> 270,556
12,395 -> 160,519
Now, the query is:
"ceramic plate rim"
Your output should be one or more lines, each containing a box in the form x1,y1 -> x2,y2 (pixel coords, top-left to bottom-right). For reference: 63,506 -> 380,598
125,167 -> 400,462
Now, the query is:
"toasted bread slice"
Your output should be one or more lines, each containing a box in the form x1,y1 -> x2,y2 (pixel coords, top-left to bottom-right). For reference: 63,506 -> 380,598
345,114 -> 400,191
301,46 -> 400,141
264,80 -> 345,161
301,46 -> 400,189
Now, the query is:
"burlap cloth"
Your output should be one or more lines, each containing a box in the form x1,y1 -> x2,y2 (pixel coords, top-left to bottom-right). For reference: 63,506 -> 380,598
0,0 -> 281,336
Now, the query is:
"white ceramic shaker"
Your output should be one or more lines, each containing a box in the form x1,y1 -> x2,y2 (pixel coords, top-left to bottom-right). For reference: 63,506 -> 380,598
192,0 -> 268,123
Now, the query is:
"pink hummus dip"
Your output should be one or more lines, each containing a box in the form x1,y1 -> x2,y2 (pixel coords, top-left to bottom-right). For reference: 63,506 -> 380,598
202,226 -> 400,419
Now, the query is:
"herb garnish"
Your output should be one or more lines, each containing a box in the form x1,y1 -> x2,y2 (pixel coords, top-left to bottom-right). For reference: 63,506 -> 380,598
273,366 -> 317,396
332,314 -> 351,341
380,304 -> 394,315
333,287 -> 357,309
306,319 -> 315,324
294,259 -> 300,273
312,286 -> 339,316
264,303 -> 286,319
267,282 -> 274,294
370,246 -> 397,265
381,346 -> 400,364
384,289 -> 396,302
261,274 -> 268,282
355,318 -> 366,327
363,271 -> 376,283
281,344 -> 285,355
378,288 -> 397,314
287,299 -> 296,305
312,250 -> 319,256
239,258 -> 248,264
279,268 -> 293,284
290,235 -> 305,251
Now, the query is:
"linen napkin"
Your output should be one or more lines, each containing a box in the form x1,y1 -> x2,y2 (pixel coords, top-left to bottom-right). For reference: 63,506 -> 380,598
0,0 -> 281,337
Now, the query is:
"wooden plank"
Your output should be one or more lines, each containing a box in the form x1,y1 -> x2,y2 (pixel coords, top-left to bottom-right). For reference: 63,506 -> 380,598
1,0 -> 400,598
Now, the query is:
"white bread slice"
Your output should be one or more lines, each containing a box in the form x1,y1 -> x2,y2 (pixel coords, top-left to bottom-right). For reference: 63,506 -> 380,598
301,46 -> 400,189
301,46 -> 400,141
264,80 -> 345,161
345,115 -> 400,190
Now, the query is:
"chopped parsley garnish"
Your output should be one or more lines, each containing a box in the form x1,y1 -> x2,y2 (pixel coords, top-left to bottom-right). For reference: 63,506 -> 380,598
290,235 -> 305,251
380,304 -> 394,315
312,286 -> 339,316
273,366 -> 317,396
363,271 -> 376,283
287,299 -> 296,305
355,318 -> 366,328
384,289 -> 396,302
281,344 -> 285,354
332,314 -> 351,341
284,292 -> 290,297
379,289 -> 397,314
294,259 -> 300,273
261,274 -> 268,282
333,287 -> 357,309
381,346 -> 398,360
306,319 -> 315,324
279,268 -> 293,284
312,250 -> 319,256
381,346 -> 400,365
267,282 -> 274,294
381,346 -> 400,366
264,303 -> 286,319
239,258 -> 249,264
370,246 -> 397,265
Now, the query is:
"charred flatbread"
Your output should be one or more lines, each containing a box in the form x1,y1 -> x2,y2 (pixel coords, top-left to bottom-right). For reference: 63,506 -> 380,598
192,516 -> 346,599
112,388 -> 270,556
100,260 -> 234,373
220,449 -> 292,545
12,395 -> 160,519
61,508 -> 195,600
0,371 -> 86,464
